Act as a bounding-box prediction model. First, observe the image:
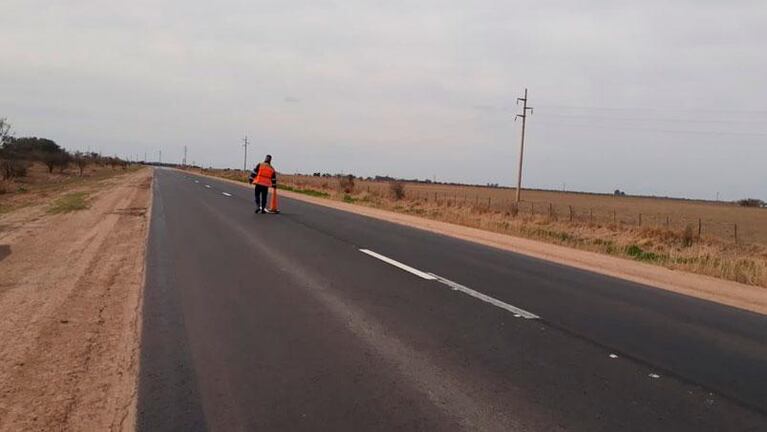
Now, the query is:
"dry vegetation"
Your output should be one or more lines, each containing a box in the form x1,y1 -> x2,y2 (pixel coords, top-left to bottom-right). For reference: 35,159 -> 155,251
191,168 -> 767,289
0,162 -> 138,215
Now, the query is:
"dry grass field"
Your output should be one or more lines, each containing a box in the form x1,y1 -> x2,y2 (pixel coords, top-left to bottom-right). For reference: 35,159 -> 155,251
194,168 -> 767,289
287,175 -> 767,246
0,162 -> 140,215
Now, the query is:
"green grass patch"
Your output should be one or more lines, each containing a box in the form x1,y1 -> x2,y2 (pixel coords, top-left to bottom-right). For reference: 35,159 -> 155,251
625,244 -> 663,263
48,192 -> 90,214
593,238 -> 618,254
343,194 -> 357,203
280,185 -> 329,198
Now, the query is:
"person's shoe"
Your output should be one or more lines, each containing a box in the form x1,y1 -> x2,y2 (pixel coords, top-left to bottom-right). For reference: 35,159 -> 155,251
260,207 -> 266,214
254,208 -> 261,214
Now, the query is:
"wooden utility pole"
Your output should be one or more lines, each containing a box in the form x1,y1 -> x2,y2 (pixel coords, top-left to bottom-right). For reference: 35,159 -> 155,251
515,88 -> 533,203
183,145 -> 188,166
242,136 -> 249,172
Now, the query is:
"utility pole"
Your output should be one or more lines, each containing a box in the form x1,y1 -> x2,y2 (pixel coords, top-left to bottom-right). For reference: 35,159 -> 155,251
242,136 -> 249,172
158,150 -> 162,164
514,88 -> 533,203
183,145 -> 188,166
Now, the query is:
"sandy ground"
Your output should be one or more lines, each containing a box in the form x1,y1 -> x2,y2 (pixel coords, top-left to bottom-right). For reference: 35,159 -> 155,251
0,168 -> 152,431
191,171 -> 767,316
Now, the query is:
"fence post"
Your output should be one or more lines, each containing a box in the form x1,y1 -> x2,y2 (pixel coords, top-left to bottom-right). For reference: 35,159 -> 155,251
589,209 -> 593,224
698,218 -> 702,236
549,203 -> 553,218
666,216 -> 669,228
568,205 -> 573,222
638,213 -> 642,226
613,209 -> 617,225
734,224 -> 738,244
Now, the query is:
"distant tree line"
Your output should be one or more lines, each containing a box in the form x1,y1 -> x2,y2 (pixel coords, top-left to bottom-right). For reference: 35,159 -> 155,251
0,117 -> 129,181
737,198 -> 766,208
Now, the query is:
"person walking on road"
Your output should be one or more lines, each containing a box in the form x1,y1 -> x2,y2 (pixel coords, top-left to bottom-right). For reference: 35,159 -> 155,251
248,155 -> 277,214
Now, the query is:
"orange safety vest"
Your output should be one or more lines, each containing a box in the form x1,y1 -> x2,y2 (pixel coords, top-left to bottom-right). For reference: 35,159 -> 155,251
253,163 -> 275,187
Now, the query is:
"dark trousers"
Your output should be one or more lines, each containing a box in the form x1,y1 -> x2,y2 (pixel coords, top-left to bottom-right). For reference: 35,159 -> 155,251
254,185 -> 269,209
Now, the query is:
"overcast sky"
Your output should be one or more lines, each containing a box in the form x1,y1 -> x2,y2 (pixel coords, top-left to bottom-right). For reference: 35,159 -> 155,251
2,0 -> 765,200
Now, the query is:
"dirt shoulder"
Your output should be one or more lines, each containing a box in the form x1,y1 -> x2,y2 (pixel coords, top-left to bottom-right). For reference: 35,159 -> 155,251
0,167 -> 152,431
195,171 -> 767,316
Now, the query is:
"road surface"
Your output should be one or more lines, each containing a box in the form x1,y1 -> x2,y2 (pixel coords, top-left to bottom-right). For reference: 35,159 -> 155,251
137,168 -> 767,431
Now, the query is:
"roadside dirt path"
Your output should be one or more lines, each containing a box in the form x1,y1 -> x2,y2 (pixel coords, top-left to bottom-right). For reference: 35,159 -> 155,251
0,168 -> 152,431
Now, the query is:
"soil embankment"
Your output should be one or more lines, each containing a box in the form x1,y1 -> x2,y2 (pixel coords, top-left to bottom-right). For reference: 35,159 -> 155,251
0,168 -> 152,431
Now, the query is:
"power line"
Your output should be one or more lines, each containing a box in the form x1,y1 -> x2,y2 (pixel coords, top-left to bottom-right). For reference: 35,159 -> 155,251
532,119 -> 767,137
535,104 -> 767,116
539,112 -> 767,125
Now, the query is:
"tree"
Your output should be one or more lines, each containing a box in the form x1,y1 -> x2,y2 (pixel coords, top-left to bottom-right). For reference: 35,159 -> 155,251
0,118 -> 12,144
0,118 -> 27,180
737,198 -> 765,208
73,151 -> 89,176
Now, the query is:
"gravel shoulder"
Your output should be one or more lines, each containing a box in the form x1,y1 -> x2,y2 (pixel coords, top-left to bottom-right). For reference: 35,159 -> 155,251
0,167 -> 152,431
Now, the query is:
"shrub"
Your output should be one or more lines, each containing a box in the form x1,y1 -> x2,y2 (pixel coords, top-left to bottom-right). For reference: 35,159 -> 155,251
390,181 -> 405,200
682,225 -> 694,247
0,158 -> 28,180
339,174 -> 355,193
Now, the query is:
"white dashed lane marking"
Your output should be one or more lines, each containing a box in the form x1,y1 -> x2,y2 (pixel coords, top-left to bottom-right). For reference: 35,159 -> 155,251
359,249 -> 437,280
359,249 -> 539,319
222,192 -> 232,197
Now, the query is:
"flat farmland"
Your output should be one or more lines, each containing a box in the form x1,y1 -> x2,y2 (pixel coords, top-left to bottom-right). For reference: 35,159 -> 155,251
284,175 -> 767,246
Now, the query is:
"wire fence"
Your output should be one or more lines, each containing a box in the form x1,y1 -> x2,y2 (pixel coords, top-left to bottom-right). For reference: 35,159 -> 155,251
280,175 -> 765,246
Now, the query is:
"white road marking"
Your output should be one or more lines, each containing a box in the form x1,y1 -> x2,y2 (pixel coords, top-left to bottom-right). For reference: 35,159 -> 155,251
205,185 -> 211,188
358,249 -> 539,319
222,192 -> 232,197
609,354 -> 619,359
648,373 -> 661,379
429,274 -> 540,319
195,180 -> 199,183
359,249 -> 437,280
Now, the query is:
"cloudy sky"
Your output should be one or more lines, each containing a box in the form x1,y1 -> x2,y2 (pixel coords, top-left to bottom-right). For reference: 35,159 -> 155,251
2,0 -> 765,200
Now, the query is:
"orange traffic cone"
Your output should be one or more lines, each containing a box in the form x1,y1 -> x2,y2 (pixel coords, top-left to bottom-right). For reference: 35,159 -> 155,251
267,187 -> 280,214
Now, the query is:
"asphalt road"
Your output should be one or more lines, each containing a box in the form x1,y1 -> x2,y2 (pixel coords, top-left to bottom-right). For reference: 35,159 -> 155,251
137,168 -> 767,431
